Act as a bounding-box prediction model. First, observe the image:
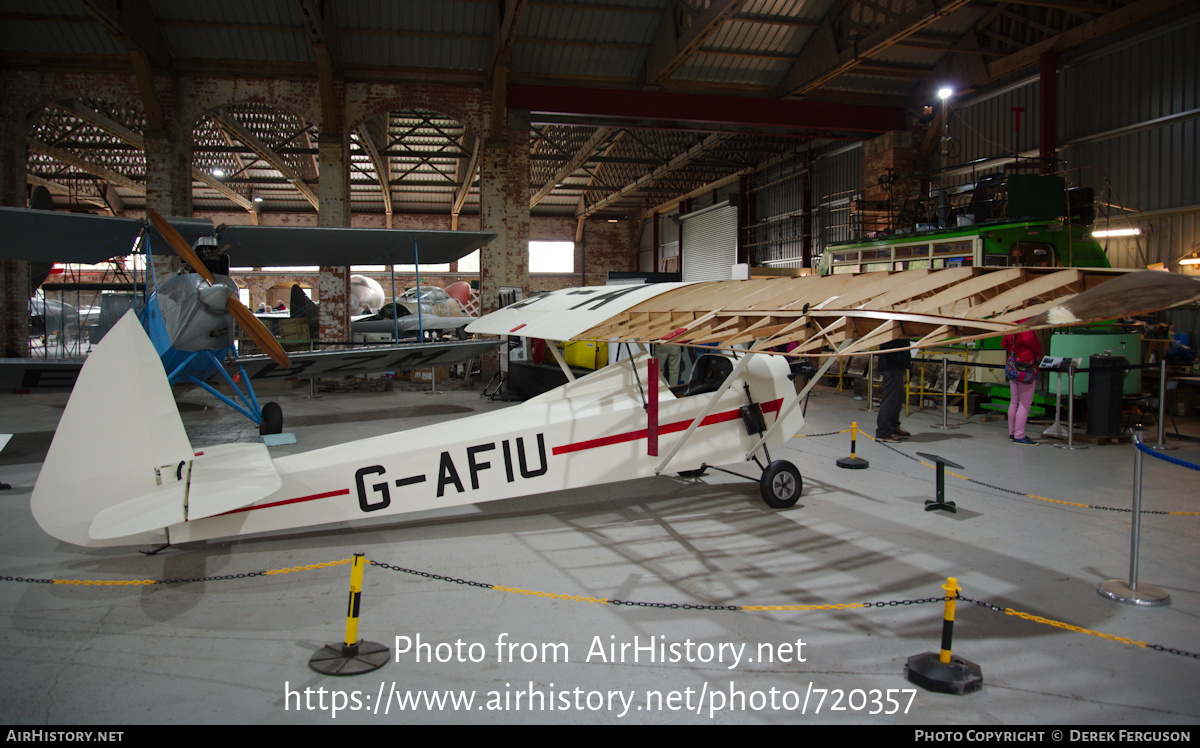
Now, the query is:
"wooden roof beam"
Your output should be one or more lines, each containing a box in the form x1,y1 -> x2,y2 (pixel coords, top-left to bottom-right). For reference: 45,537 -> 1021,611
295,0 -> 342,132
27,138 -> 144,195
209,109 -> 320,210
78,0 -> 170,131
355,116 -> 392,221
780,0 -> 974,97
577,132 -> 727,219
642,0 -> 750,88
51,100 -> 255,214
530,127 -> 614,208
452,132 -> 481,228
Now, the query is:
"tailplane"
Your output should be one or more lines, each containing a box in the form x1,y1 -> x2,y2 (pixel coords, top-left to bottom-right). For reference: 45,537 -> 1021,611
31,312 -> 195,547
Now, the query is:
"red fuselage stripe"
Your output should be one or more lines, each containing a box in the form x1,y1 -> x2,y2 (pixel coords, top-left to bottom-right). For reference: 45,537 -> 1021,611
552,397 -> 783,456
217,488 -> 350,516
211,398 -> 785,516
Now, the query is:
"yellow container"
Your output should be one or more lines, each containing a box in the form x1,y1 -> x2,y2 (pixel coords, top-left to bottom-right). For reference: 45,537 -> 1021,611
562,340 -> 608,370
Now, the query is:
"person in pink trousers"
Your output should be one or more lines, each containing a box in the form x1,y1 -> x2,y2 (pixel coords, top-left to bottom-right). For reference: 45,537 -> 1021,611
1002,326 -> 1042,445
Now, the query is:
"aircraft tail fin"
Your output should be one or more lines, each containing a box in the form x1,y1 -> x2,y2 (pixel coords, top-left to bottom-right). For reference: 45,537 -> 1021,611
290,284 -> 320,337
30,312 -> 198,547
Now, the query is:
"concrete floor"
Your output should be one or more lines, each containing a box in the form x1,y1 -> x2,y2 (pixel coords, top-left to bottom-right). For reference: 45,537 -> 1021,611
1,376 -> 1198,725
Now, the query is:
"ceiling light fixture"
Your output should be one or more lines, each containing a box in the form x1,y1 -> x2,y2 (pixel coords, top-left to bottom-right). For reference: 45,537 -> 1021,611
1092,228 -> 1141,238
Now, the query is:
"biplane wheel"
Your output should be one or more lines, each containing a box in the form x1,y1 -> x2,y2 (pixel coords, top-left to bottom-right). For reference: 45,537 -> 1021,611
455,324 -> 469,340
260,401 -> 283,435
678,467 -> 708,478
759,460 -> 802,509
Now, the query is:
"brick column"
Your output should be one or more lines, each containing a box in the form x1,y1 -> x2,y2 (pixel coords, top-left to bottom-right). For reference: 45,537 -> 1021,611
317,131 -> 350,345
478,108 -> 530,375
479,109 -> 530,312
143,123 -> 191,281
0,111 -> 30,356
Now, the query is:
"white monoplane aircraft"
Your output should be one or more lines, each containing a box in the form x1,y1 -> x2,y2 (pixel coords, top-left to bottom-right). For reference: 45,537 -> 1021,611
28,267 -> 1200,549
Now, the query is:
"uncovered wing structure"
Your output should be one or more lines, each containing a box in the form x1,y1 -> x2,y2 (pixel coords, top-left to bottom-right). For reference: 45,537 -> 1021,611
467,267 -> 1200,357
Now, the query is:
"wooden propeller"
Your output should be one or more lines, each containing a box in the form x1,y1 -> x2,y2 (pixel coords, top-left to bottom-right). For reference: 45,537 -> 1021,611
147,209 -> 291,368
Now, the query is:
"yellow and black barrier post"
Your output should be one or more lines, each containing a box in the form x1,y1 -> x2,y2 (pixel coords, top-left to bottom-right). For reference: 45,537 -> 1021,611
836,421 -> 869,469
904,577 -> 983,695
309,553 -> 389,676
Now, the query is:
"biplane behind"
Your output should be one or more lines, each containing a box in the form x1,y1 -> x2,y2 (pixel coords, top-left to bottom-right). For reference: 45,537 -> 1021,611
28,265 -> 1200,549
0,206 -> 500,431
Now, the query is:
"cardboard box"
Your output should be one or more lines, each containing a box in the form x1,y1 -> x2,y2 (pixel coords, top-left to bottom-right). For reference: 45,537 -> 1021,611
410,366 -> 451,383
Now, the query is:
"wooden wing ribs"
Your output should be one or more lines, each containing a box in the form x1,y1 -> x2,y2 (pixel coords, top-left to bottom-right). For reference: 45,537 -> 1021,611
573,267 -> 1142,356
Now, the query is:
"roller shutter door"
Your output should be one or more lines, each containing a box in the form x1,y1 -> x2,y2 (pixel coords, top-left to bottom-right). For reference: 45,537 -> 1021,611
680,202 -> 737,282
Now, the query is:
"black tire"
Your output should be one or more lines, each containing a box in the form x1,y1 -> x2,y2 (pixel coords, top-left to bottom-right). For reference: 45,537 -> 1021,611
759,460 -> 802,508
260,401 -> 283,435
677,467 -> 708,478
455,324 -> 469,340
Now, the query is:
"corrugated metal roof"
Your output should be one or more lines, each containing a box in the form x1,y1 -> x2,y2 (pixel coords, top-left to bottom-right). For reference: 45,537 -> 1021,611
0,12 -> 124,56
7,0 -> 1187,224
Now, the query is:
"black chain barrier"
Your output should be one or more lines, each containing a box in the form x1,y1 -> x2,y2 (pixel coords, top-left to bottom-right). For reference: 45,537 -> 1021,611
957,595 -> 1200,661
857,432 -> 1183,515
368,559 -> 495,589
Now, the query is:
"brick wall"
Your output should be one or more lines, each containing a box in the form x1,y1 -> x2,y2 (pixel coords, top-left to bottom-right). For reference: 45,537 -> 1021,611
0,70 -> 644,356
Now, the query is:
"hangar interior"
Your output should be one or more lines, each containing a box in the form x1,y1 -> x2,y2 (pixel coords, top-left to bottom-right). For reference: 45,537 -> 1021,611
1,0 -> 1199,726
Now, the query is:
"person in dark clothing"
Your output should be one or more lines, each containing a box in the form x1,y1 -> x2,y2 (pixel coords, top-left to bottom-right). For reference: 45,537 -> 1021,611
875,338 -> 912,442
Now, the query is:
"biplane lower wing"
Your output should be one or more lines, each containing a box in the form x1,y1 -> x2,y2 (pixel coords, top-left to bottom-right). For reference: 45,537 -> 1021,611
229,338 -> 500,381
1,339 -> 500,392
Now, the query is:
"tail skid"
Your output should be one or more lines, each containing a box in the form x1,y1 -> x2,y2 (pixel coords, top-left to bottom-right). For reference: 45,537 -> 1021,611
30,313 -> 280,547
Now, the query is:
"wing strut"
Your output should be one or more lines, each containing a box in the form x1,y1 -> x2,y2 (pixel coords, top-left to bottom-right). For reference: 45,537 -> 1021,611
546,340 -> 576,382
744,340 -> 853,461
653,352 -> 756,475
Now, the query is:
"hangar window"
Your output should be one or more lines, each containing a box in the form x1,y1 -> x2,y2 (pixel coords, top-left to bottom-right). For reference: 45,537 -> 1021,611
458,250 -> 480,272
531,241 -> 574,273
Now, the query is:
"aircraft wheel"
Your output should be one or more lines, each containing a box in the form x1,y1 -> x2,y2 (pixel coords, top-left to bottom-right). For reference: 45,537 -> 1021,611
260,401 -> 283,435
455,324 -> 469,340
759,460 -> 802,509
678,467 -> 708,478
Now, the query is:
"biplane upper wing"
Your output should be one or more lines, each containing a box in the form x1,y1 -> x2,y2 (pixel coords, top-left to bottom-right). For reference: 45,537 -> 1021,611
469,268 -> 1200,354
466,282 -> 693,340
0,205 -> 497,266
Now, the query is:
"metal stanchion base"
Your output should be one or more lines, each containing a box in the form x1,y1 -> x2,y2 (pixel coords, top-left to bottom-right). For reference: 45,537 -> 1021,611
924,499 -> 957,513
930,423 -> 959,430
1053,441 -> 1088,450
1149,443 -> 1179,452
905,652 -> 983,695
1041,423 -> 1069,439
1097,580 -> 1171,607
836,456 -> 869,469
309,640 -> 390,676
